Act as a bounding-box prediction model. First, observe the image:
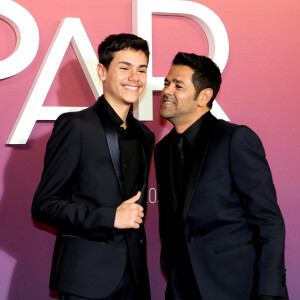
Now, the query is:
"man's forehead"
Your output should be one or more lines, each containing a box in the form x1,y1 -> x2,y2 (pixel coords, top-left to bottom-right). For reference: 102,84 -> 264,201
112,48 -> 148,65
114,48 -> 147,58
166,65 -> 194,81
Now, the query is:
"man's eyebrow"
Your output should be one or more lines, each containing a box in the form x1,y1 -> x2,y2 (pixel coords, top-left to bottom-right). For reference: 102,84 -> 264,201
173,79 -> 185,85
164,78 -> 185,85
118,61 -> 148,68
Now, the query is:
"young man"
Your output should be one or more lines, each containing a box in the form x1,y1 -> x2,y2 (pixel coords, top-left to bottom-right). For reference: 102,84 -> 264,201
32,34 -> 154,300
155,52 -> 288,300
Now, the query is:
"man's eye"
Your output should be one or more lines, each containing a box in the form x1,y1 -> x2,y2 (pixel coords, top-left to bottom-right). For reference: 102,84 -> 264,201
120,67 -> 128,70
176,85 -> 183,89
139,70 -> 147,73
164,82 -> 169,87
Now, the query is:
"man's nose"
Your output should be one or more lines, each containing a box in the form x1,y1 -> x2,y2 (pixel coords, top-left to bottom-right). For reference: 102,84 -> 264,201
163,84 -> 174,95
128,69 -> 139,82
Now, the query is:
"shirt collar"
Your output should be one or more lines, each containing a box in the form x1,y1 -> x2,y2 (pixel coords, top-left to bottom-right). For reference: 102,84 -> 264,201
101,97 -> 124,128
180,111 -> 209,147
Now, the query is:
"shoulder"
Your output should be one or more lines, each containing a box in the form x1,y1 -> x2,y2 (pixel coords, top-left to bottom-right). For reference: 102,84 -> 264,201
215,119 -> 260,140
56,106 -> 95,122
214,119 -> 239,134
155,130 -> 173,155
139,121 -> 155,138
133,119 -> 155,143
210,119 -> 264,154
54,106 -> 98,131
214,121 -> 264,155
230,125 -> 264,153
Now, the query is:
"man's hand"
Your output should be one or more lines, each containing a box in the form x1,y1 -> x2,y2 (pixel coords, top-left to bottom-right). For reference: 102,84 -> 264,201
114,191 -> 144,229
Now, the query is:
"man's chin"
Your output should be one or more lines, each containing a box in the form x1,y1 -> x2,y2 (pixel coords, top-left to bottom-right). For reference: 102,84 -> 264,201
159,110 -> 171,120
123,97 -> 140,105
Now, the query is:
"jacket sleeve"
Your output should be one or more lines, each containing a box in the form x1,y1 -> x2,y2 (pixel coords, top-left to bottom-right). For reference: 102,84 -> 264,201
230,126 -> 287,298
31,114 -> 116,239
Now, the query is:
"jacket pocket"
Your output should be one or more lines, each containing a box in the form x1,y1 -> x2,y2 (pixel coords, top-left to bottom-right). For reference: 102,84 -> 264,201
215,241 -> 253,254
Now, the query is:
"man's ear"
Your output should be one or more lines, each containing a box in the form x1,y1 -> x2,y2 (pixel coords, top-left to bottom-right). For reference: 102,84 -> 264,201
197,88 -> 213,107
97,63 -> 107,82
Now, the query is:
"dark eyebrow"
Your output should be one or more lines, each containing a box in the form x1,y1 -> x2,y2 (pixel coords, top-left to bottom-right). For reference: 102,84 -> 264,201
164,78 -> 185,86
119,61 -> 148,68
173,79 -> 185,86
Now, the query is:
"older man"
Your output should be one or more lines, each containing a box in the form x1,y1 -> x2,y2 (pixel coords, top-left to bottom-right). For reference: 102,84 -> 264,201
155,52 -> 288,300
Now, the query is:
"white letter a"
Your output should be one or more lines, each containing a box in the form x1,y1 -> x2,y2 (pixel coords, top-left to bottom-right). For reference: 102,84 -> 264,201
7,18 -> 101,145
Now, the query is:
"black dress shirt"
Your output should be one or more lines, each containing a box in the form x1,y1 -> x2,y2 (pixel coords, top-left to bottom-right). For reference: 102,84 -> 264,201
172,112 -> 205,210
102,98 -> 144,200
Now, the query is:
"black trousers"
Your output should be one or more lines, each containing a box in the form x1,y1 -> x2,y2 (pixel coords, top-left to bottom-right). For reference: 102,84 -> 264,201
165,269 -> 202,300
166,241 -> 202,300
59,265 -> 137,300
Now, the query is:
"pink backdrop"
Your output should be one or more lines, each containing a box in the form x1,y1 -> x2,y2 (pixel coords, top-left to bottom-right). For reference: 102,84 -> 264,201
1,0 -> 300,299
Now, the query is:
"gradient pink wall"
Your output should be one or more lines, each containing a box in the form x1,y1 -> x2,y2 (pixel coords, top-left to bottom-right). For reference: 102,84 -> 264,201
1,0 -> 299,299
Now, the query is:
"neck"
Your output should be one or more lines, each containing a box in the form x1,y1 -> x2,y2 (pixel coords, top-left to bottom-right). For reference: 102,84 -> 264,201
173,108 -> 210,134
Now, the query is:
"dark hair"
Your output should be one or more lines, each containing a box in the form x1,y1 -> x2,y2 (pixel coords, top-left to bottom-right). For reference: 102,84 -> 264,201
97,33 -> 150,69
172,52 -> 222,108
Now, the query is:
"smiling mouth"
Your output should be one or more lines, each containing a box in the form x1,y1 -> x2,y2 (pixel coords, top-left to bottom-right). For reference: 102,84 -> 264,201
123,85 -> 139,90
162,96 -> 176,105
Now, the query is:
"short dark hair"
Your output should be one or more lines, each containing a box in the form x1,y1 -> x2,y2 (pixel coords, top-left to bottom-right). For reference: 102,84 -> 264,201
172,52 -> 222,108
97,33 -> 150,69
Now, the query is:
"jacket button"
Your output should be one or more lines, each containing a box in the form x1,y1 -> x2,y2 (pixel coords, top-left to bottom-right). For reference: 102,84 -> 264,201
188,236 -> 194,244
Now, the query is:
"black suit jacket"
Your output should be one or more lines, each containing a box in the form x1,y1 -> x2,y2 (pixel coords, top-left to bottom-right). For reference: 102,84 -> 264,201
155,112 -> 288,300
32,96 -> 154,299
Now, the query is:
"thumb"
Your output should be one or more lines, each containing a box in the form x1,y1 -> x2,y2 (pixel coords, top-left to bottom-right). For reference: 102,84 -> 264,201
125,191 -> 141,203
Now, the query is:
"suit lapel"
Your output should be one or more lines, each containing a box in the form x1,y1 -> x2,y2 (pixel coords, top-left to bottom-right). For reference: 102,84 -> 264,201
104,122 -> 125,198
93,97 -> 125,198
182,112 -> 217,221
